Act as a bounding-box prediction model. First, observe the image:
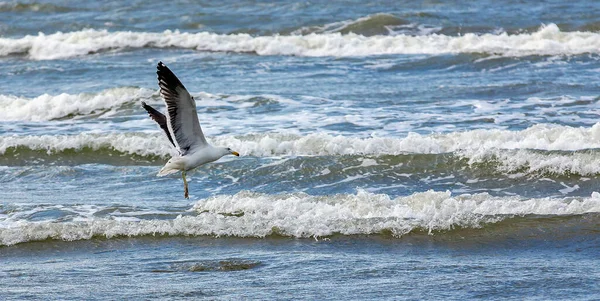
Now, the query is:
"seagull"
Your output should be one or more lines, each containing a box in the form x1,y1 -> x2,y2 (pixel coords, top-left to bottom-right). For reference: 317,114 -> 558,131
142,62 -> 239,199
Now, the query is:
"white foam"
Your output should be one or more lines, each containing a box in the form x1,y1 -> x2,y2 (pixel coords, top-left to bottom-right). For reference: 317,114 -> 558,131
2,24 -> 600,60
0,87 -> 154,121
213,123 -> 600,155
0,88 -> 301,123
0,132 -> 174,157
4,123 -> 600,174
461,148 -> 600,175
2,189 -> 600,245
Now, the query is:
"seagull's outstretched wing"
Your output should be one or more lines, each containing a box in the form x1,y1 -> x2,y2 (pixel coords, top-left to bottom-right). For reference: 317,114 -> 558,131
157,61 -> 208,155
141,101 -> 176,148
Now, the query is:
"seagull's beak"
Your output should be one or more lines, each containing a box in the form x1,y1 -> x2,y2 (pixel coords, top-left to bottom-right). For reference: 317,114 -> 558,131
231,151 -> 240,157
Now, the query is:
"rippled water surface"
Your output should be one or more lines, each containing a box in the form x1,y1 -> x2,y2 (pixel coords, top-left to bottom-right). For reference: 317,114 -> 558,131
2,1 -> 600,300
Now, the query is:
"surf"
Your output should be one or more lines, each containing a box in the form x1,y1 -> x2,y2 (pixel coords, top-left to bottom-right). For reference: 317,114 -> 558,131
2,189 -> 600,246
2,24 -> 600,60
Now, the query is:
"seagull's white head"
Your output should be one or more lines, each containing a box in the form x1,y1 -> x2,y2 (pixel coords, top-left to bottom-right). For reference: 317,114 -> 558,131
222,147 -> 240,157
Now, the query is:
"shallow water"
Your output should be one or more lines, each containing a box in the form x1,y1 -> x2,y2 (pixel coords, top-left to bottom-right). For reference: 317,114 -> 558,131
2,0 -> 600,299
2,234 -> 600,300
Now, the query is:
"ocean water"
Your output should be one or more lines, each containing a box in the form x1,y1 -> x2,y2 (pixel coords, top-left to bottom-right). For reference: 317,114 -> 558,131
2,0 -> 600,299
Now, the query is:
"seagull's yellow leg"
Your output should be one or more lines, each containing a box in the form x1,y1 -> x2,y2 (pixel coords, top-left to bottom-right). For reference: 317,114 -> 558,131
182,170 -> 189,199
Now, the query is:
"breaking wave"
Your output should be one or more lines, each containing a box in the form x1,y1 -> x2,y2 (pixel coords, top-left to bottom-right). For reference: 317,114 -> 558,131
1,24 -> 599,60
0,88 -> 293,122
0,87 -> 155,121
0,133 -> 171,159
3,123 -> 600,175
2,189 -> 600,246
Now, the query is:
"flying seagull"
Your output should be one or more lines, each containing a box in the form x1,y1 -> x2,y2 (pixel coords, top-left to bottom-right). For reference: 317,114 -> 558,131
142,62 -> 239,199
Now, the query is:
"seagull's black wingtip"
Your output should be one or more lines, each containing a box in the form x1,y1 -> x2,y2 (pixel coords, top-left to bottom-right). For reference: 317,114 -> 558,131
156,60 -> 186,90
157,61 -> 171,76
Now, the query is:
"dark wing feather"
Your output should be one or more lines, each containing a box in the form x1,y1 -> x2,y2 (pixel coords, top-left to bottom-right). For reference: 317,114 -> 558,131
141,101 -> 176,148
156,61 -> 208,154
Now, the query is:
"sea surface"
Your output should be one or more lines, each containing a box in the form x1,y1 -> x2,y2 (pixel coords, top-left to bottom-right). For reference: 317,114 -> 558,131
2,1 -> 600,300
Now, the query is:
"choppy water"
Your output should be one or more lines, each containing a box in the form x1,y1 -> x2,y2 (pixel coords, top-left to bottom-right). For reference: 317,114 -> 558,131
2,1 -> 600,300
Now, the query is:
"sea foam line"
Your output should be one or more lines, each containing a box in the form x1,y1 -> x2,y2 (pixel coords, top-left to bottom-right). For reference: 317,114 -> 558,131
1,24 -> 599,60
0,88 -> 292,122
4,123 -> 600,157
2,189 -> 600,246
0,132 -> 173,158
0,87 -> 155,121
3,124 -> 600,174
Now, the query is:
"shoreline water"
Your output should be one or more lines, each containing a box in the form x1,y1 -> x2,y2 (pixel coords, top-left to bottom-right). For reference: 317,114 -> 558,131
2,235 -> 599,300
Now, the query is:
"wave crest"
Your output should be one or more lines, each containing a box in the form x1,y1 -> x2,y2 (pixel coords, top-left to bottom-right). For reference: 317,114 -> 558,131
1,24 -> 599,60
2,190 -> 600,246
291,13 -> 411,36
0,87 -> 154,121
0,133 -> 172,160
4,124 -> 600,175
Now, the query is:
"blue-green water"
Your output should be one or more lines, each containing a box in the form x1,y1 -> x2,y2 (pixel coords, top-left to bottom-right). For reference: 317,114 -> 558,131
2,1 -> 600,299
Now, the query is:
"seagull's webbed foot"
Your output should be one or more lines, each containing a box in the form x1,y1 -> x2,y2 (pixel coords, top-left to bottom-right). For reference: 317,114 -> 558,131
182,170 -> 189,199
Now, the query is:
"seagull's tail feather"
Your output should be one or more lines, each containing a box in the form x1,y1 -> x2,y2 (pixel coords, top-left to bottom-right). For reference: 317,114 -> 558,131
157,157 -> 184,177
157,166 -> 180,177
